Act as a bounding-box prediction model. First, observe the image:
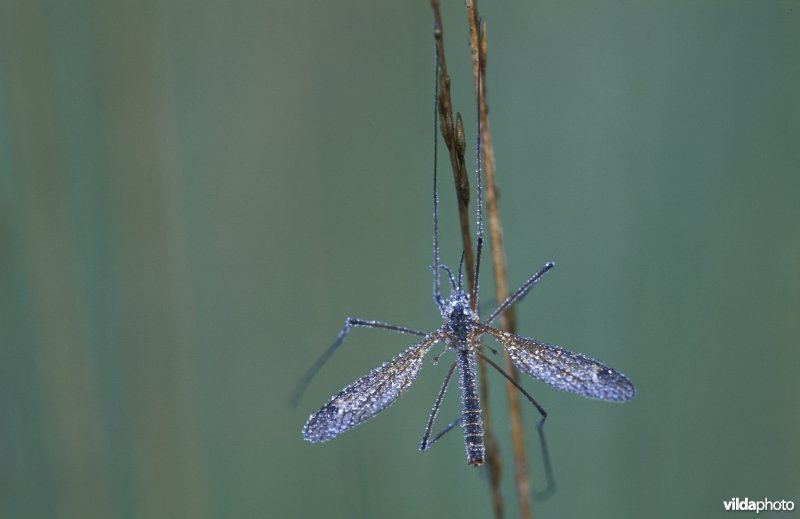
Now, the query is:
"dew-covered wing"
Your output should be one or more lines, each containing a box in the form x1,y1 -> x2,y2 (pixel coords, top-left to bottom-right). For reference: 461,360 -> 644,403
480,325 -> 635,401
302,334 -> 440,442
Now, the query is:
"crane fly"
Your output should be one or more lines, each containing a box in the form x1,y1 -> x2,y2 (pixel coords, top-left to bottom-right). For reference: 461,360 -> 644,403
291,21 -> 635,468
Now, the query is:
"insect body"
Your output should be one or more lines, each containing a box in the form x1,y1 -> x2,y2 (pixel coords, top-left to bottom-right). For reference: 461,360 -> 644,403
297,259 -> 635,466
293,23 -> 635,467
443,289 -> 484,465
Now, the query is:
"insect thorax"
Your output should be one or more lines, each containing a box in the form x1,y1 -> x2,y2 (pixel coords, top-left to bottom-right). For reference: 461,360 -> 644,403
442,290 -> 475,347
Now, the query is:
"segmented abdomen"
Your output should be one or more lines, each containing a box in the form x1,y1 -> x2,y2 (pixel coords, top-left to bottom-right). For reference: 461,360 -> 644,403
456,349 -> 484,466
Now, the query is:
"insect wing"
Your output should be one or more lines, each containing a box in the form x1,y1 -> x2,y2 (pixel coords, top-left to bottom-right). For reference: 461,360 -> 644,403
481,326 -> 635,402
302,335 -> 439,442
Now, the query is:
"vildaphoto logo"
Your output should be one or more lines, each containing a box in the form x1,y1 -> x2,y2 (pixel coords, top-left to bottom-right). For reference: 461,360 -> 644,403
723,497 -> 795,513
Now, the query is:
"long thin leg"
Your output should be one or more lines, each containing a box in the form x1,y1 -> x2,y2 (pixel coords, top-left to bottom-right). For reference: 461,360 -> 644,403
483,261 -> 555,326
425,416 -> 462,450
289,318 -> 427,407
477,351 -> 547,427
432,39 -> 444,311
457,250 -> 465,290
478,351 -> 557,497
420,361 -> 456,451
471,64 -> 484,310
532,425 -> 557,499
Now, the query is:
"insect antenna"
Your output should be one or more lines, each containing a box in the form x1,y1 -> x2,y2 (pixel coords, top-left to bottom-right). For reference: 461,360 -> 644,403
437,264 -> 457,291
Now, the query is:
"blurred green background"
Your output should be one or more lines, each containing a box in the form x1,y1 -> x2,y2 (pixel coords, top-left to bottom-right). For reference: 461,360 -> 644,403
2,0 -> 798,518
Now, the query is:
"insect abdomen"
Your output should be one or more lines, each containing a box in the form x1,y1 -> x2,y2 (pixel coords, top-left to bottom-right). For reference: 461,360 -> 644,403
456,349 -> 484,466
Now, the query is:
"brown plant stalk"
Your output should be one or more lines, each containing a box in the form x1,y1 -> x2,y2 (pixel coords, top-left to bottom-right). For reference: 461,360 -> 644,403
431,1 -> 537,517
430,1 -> 503,517
465,2 -> 534,518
